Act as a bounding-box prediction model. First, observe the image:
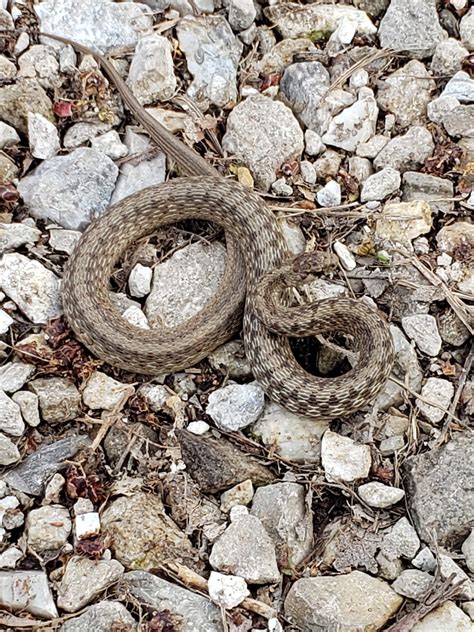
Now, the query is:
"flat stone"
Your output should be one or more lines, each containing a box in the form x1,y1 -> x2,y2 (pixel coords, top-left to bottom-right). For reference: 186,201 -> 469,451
431,38 -> 470,76
0,78 -> 53,134
380,517 -> 420,561
48,228 -> 81,255
402,433 -> 474,546
63,121 -> 112,149
402,171 -> 454,214
123,571 -> 223,631
321,430 -> 371,483
360,166 -> 401,202
357,482 -> 405,508
206,381 -> 265,431
0,222 -> 41,254
127,34 -> 176,105
82,371 -> 134,411
438,308 -> 471,346
11,391 -> 40,427
60,601 -> 137,632
25,505 -> 72,553
57,556 -> 124,612
251,482 -> 313,568
416,377 -> 454,423
392,569 -> 433,601
18,147 -> 118,231
0,362 -> 35,393
210,507 -> 280,584
442,104 -> 474,137
427,94 -> 460,124
29,377 -> 81,423
322,87 -> 378,152
378,0 -> 447,58
0,570 -> 58,618
0,57 -> 17,83
0,391 -> 24,437
145,241 -> 225,328
411,601 -> 472,631
222,94 -> 304,190
375,200 -> 432,245
0,253 -> 61,324
285,571 -> 402,631
374,126 -> 434,172
401,314 -> 442,356
441,70 -> 474,103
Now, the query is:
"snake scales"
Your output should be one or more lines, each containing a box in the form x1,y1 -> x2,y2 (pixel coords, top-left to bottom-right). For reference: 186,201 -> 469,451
43,33 -> 394,420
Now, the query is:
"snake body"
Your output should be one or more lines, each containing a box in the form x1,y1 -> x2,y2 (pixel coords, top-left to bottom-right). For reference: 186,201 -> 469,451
43,33 -> 394,420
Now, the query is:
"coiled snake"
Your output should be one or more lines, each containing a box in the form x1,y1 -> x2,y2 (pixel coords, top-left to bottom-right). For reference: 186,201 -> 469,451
44,33 -> 394,421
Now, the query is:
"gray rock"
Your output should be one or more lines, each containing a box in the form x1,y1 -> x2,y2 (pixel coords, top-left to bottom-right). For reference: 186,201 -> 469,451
304,129 -> 324,156
11,391 -> 40,427
280,62 -> 330,134
222,94 -> 304,190
360,166 -> 400,202
441,71 -> 474,103
127,34 -> 176,105
401,314 -> 442,356
412,547 -> 436,573
208,340 -> 252,380
251,482 -> 313,568
322,87 -> 378,152
18,44 -> 60,91
441,104 -> 474,137
257,37 -> 314,75
437,221 -> 474,254
462,530 -> 474,573
0,433 -> 20,466
111,128 -> 166,204
28,112 -> 60,159
356,134 -> 389,158
0,362 -> 35,393
379,434 -> 405,456
392,569 -> 433,601
90,130 -> 128,160
377,60 -> 435,127
3,435 -> 90,495
128,263 -> 152,298
60,601 -> 137,632
0,78 -> 53,134
0,570 -> 58,618
0,391 -> 24,437
317,180 -> 341,207
177,16 -> 242,107
228,0 -> 256,31
427,94 -> 460,124
26,505 -> 72,553
0,253 -> 61,324
378,0 -> 447,58
460,8 -> 474,51
82,371 -> 134,412
402,171 -> 454,215
348,156 -> 372,182
411,601 -> 472,631
0,56 -> 17,82
438,553 -> 472,600
271,178 -> 293,196
416,377 -> 454,423
380,517 -> 420,561
207,381 -> 265,431
18,147 -> 118,231
315,149 -> 343,179
0,122 -> 20,149
210,507 -> 280,584
123,571 -> 223,631
374,126 -> 434,172
57,556 -> 125,612
29,377 -> 81,423
146,241 -> 225,327
285,571 -> 402,631
300,160 -> 317,185
321,430 -> 371,483
431,39 -> 469,76
402,433 -> 474,546
49,228 -> 81,255
36,0 -> 152,54
357,482 -> 405,508
63,121 -> 112,149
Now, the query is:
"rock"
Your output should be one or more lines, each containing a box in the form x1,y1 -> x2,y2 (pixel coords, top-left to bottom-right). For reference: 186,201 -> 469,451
18,44 -> 59,92
0,151 -> 18,183
228,0 -> 255,31
57,556 -> 124,612
9,391 -> 38,426
128,263 -> 152,298
75,512 -> 100,541
438,309 -> 471,346
252,401 -> 328,463
285,571 -> 402,631
441,70 -> 474,103
437,221 -> 474,255
348,155 -> 372,182
427,94 -> 460,124
304,129 -> 324,156
378,0 -> 447,58
0,79 -> 53,134
60,601 -> 137,632
376,552 -> 405,581
439,104 -> 474,137
379,435 -> 405,456
0,433 -> 20,466
356,134 -> 389,159
380,517 -> 420,561
0,253 -> 61,324
63,121 -> 112,149
0,362 -> 35,393
271,178 -> 293,196
280,62 -> 330,134
49,228 -> 81,255
357,482 -> 405,508
210,507 -> 280,583
411,601 -> 472,631
402,171 -> 454,215
431,39 -> 469,76
36,0 -> 152,54
401,314 -> 442,356
208,571 -> 249,609
138,384 -> 169,412
0,56 -> 16,82
101,492 -> 201,571
220,479 -> 254,512
111,128 -> 166,204
0,546 -> 23,569
127,34 -> 176,105
315,149 -> 343,179
25,505 -> 71,553
360,166 -> 400,202
146,241 -> 225,327
317,180 -> 341,207
222,94 -> 304,190
377,60 -> 435,127
392,569 -> 433,601
207,382 -> 265,431
460,8 -> 474,51
0,223 -> 41,254
402,433 -> 473,546
3,435 -> 90,496
333,241 -> 356,270
438,553 -> 472,600
27,112 -> 60,159
43,473 -> 66,505
416,377 -> 454,423
322,88 -> 378,152
123,571 -> 223,631
18,147 -> 118,231
177,16 -> 242,107
374,126 -> 434,172
300,160 -> 317,185
462,530 -> 474,573
375,200 -> 432,245
265,3 -> 376,40
321,430 -> 371,483
29,377 -> 81,423
208,340 -> 252,380
82,371 -> 134,412
0,122 -> 20,150
90,130 -> 128,160
0,391 -> 24,437
187,420 -> 210,435
251,482 -> 313,568
412,547 -> 436,573
178,429 -> 275,493
0,570 -> 58,618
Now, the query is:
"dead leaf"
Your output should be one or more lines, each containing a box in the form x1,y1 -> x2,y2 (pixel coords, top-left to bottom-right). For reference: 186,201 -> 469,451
237,166 -> 254,189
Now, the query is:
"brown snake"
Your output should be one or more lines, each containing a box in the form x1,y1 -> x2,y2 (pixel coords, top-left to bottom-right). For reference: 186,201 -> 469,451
42,33 -> 394,421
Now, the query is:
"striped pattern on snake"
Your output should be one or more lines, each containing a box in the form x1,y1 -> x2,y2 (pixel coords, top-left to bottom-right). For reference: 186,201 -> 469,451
42,33 -> 395,420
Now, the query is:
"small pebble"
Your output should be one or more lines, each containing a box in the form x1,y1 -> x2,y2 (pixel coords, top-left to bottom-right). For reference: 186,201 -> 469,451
333,241 -> 356,271
317,180 -> 341,207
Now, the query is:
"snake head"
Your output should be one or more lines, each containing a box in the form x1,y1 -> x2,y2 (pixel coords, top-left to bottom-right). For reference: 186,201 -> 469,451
289,251 -> 339,283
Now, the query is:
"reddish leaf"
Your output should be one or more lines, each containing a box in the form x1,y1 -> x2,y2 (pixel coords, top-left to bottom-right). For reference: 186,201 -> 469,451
53,100 -> 73,117
260,73 -> 281,91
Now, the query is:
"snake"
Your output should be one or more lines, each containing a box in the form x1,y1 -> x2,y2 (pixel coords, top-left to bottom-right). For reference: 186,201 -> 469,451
41,33 -> 395,421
